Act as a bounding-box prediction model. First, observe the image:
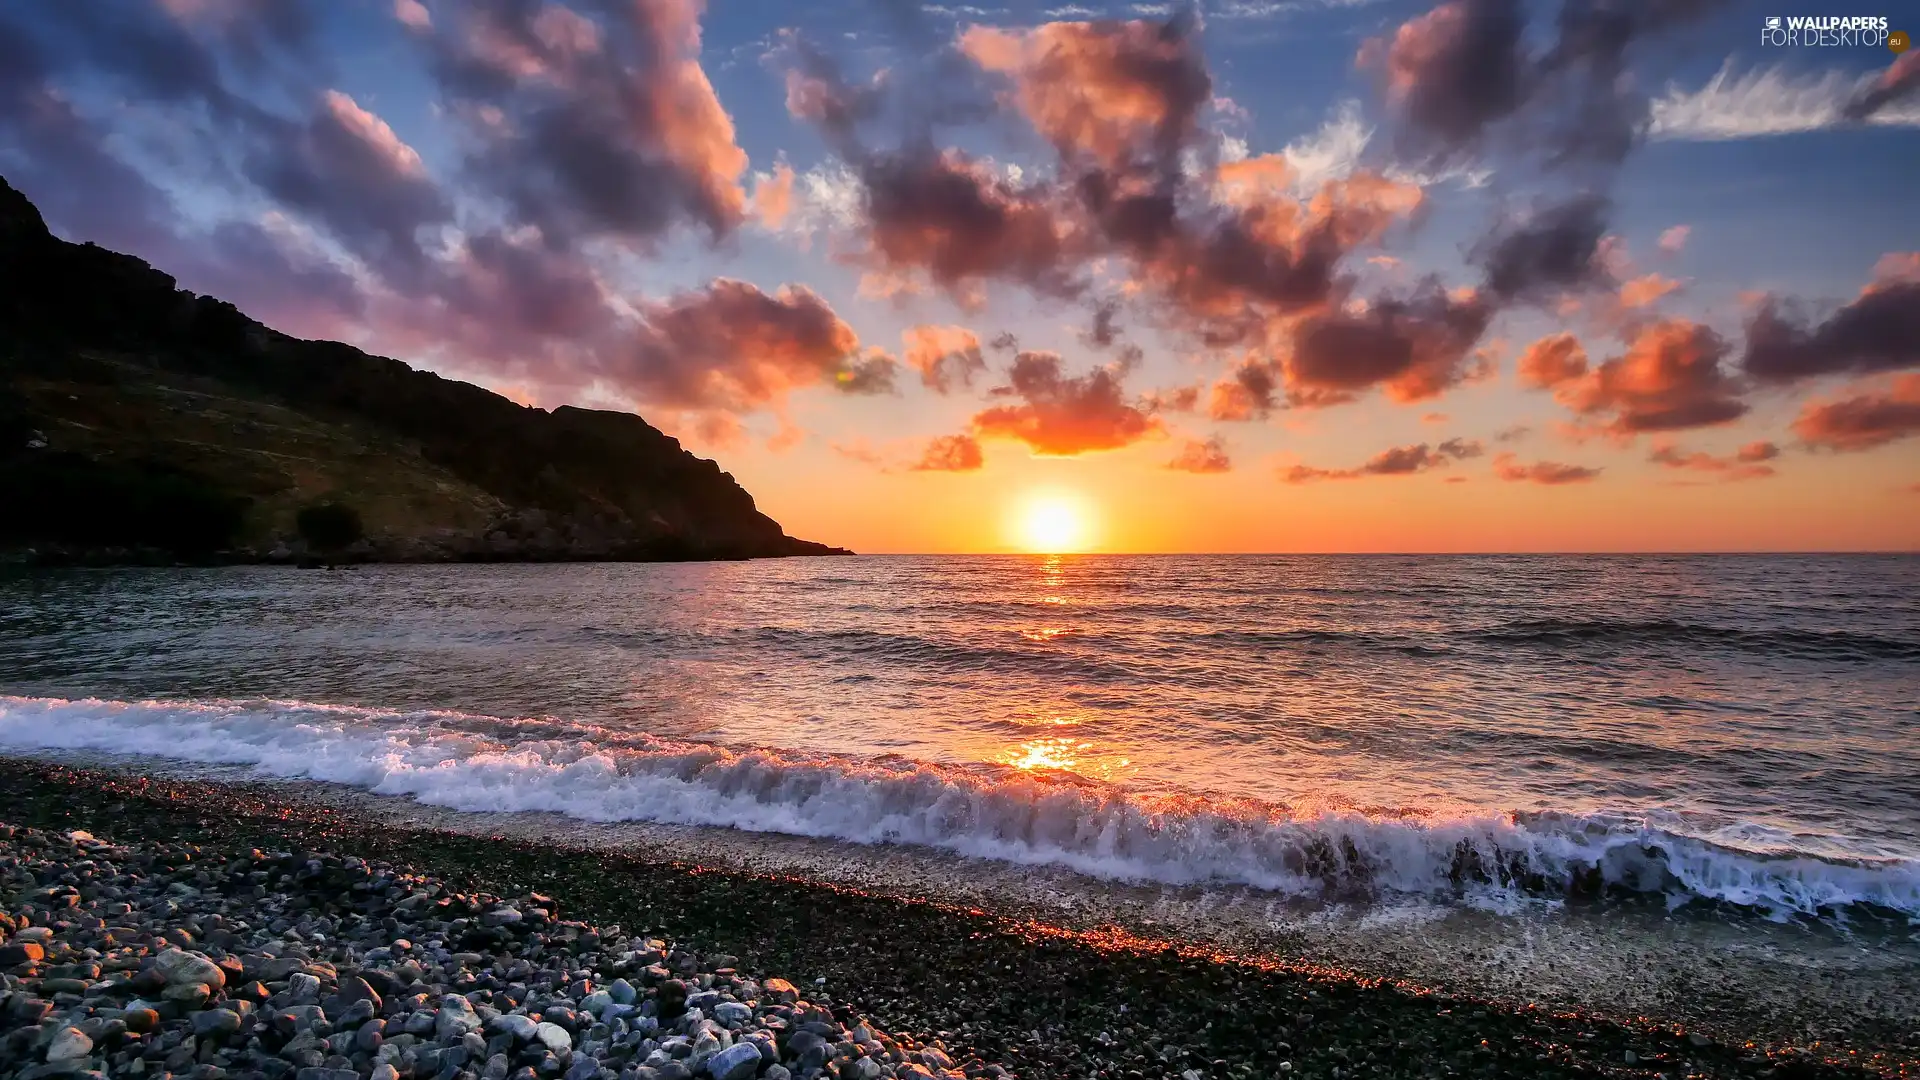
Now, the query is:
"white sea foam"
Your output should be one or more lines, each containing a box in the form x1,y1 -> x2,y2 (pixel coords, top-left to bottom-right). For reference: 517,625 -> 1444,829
2,695 -> 1915,920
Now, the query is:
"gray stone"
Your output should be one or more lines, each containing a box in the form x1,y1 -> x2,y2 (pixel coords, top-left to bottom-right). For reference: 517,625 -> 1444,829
153,948 -> 226,989
45,1026 -> 93,1062
491,1013 -> 539,1042
193,1008 -> 244,1038
437,995 -> 483,1040
356,1020 -> 386,1054
706,1042 -> 763,1080
712,1003 -> 751,1027
609,980 -> 637,1006
847,1057 -> 883,1080
536,1021 -> 574,1053
405,1010 -> 438,1036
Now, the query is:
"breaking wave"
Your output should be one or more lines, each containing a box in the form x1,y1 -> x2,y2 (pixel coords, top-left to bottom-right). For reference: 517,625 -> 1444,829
2,695 -> 1915,921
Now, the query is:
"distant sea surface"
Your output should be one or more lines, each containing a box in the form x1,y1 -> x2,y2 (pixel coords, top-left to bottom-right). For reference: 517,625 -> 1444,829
2,555 -> 1917,922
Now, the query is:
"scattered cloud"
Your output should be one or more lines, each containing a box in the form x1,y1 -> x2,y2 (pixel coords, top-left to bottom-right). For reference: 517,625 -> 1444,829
911,433 -> 987,471
971,351 -> 1162,455
1791,375 -> 1920,452
1166,436 -> 1231,473
1553,319 -> 1748,435
1516,332 -> 1589,389
1492,452 -> 1601,484
902,324 -> 989,394
1618,272 -> 1682,309
1281,437 -> 1482,482
1742,255 -> 1920,382
1650,60 -> 1920,141
1647,439 -> 1779,481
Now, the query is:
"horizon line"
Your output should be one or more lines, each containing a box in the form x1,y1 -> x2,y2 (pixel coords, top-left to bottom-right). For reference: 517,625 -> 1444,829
835,549 -> 1920,557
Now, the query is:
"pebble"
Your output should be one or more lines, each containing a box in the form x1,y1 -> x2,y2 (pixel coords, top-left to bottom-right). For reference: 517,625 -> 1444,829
45,1025 -> 93,1062
707,1041 -> 763,1080
0,823 -> 984,1080
153,947 -> 226,989
0,805 -> 1805,1080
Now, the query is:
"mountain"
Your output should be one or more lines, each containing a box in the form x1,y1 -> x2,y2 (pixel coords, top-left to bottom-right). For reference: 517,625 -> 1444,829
0,176 -> 849,564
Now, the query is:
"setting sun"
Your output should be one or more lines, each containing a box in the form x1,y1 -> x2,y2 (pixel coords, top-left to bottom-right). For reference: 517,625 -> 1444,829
1015,493 -> 1095,553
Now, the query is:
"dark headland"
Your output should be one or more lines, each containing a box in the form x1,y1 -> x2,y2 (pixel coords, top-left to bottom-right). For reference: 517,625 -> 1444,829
0,176 -> 848,566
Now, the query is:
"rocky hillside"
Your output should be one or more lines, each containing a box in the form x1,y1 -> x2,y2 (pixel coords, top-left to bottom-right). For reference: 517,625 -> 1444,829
0,176 -> 848,563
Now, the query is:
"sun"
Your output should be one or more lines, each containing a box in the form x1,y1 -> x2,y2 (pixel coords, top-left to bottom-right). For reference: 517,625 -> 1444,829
1015,493 -> 1095,553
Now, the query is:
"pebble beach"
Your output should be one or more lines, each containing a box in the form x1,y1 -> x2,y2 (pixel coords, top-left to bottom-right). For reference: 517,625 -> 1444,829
0,759 -> 1903,1080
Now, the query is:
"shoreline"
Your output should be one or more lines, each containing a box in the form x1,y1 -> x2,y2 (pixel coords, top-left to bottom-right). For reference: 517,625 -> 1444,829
0,758 -> 1906,1078
0,547 -> 854,569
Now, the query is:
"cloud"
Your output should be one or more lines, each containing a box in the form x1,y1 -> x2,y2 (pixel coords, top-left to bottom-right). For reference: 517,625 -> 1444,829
1791,375 -> 1920,452
1657,225 -> 1690,254
971,351 -> 1161,454
838,349 -> 902,395
911,433 -> 987,471
1647,439 -> 1779,481
1516,332 -> 1589,388
960,16 -> 1213,173
854,148 -> 1082,305
1618,272 -> 1682,309
1141,383 -> 1202,414
1475,194 -> 1613,302
1650,60 -> 1920,141
1207,358 -> 1281,420
831,438 -> 889,468
246,88 -> 450,276
1281,437 -> 1481,482
424,0 -> 751,247
1741,258 -> 1920,382
1166,436 -> 1231,473
608,279 -> 868,412
1366,0 -> 1723,166
902,324 -> 989,394
1,0 -> 884,435
749,162 -> 796,229
1369,0 -> 1527,162
782,15 -> 1433,365
1839,49 -> 1920,122
1554,318 -> 1748,434
393,0 -> 431,31
1285,282 -> 1493,403
1492,452 -> 1601,484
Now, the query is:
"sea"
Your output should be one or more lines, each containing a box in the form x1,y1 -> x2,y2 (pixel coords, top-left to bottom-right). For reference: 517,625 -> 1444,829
2,555 -> 1918,1033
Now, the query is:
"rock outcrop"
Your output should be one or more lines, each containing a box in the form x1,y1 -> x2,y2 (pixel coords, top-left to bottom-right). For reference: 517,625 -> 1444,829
0,175 -> 850,563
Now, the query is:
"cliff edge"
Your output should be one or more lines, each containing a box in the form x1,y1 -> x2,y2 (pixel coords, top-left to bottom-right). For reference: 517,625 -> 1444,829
0,176 -> 851,563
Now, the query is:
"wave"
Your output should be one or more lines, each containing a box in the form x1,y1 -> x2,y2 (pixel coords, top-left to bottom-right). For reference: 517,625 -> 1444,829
1470,618 -> 1920,660
2,695 -> 1915,921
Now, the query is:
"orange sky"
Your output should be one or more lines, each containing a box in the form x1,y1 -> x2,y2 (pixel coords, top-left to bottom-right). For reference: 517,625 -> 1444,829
730,434 -> 1920,554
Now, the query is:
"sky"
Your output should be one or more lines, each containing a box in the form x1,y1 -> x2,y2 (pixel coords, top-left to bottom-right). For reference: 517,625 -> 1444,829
1,0 -> 1916,553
